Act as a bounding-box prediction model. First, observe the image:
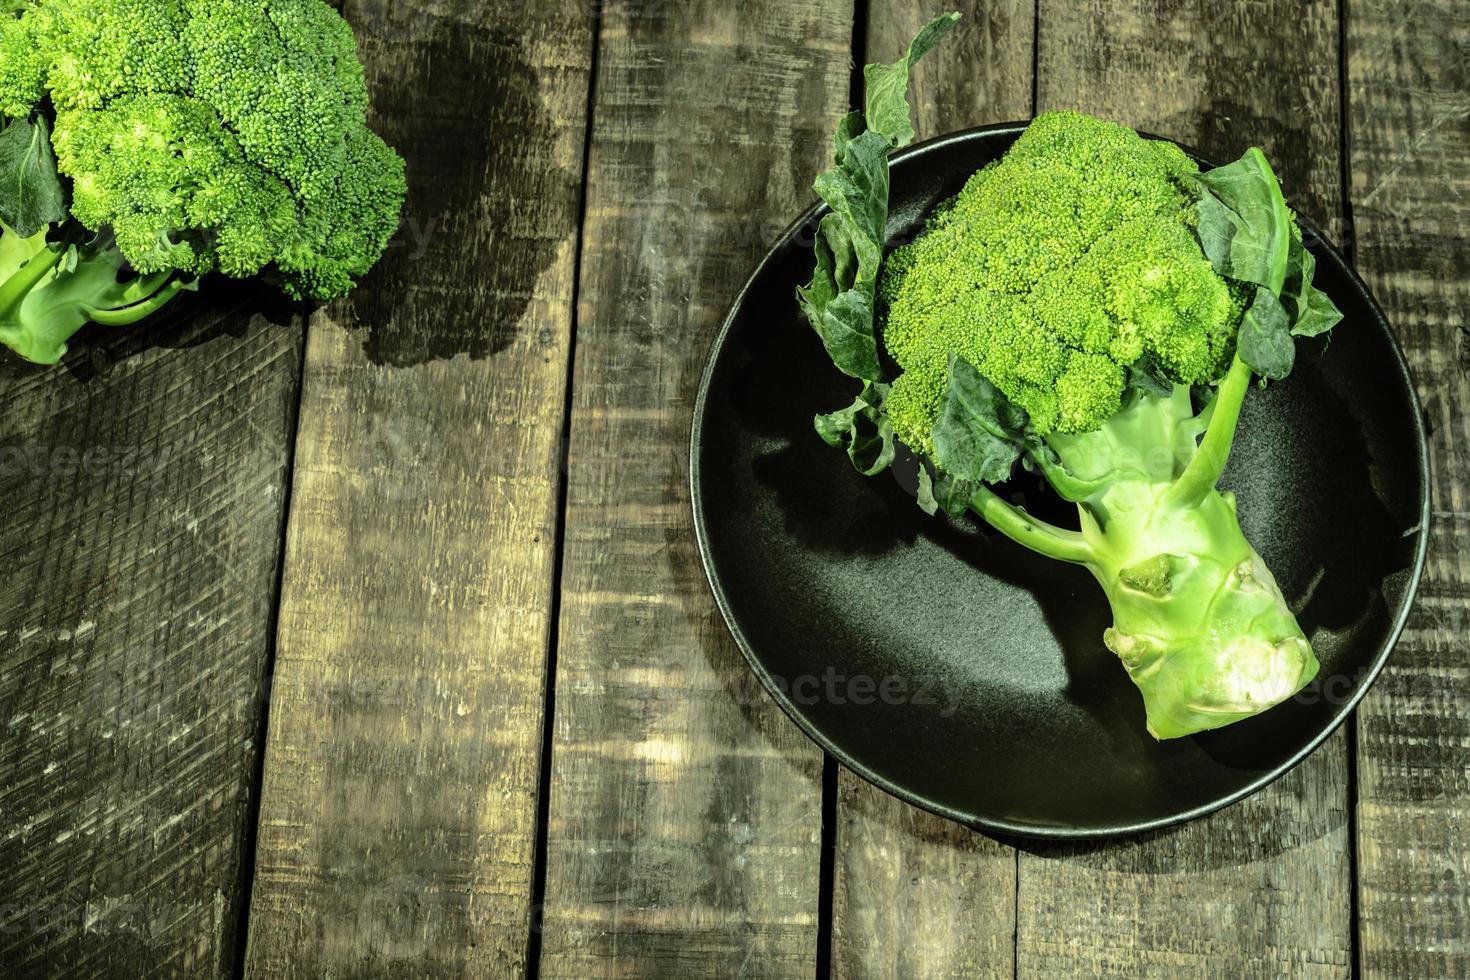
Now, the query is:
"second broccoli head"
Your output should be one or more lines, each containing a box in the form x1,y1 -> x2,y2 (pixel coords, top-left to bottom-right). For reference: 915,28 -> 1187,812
0,0 -> 406,362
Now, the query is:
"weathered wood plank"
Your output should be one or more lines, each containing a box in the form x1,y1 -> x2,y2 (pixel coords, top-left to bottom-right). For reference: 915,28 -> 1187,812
831,3 -> 1033,977
534,1 -> 853,975
1019,2 -> 1354,977
0,299 -> 302,976
241,2 -> 594,975
1347,2 -> 1470,976
833,773 -> 1017,980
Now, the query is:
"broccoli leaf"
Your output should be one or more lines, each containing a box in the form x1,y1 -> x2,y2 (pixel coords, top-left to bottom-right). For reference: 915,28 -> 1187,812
916,459 -> 980,520
813,131 -> 890,247
931,471 -> 979,519
1126,353 -> 1175,399
1281,232 -> 1343,337
815,381 -> 896,476
0,115 -> 66,239
1195,146 -> 1343,374
916,463 -> 940,515
799,14 -> 959,383
1237,285 -> 1295,379
1194,148 -> 1292,290
931,354 -> 1027,484
799,13 -> 959,400
863,12 -> 962,149
1291,286 -> 1343,338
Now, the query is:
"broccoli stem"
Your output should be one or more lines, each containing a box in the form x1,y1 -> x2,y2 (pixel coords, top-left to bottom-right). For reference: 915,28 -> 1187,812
968,486 -> 1095,564
85,276 -> 191,325
1079,480 -> 1317,739
971,383 -> 1318,739
1165,354 -> 1253,509
0,226 -> 192,365
0,242 -> 64,317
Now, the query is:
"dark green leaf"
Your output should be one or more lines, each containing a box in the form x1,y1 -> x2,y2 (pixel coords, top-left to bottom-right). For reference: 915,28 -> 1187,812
1194,148 -> 1292,292
931,355 -> 1027,485
814,382 -> 895,477
931,471 -> 979,519
916,463 -> 938,516
1291,285 -> 1342,337
797,13 -> 960,385
1126,353 -> 1174,399
1280,230 -> 1312,313
1280,231 -> 1343,337
833,110 -> 864,163
1192,191 -> 1236,274
812,129 -> 890,246
0,115 -> 66,239
1237,285 -> 1295,379
817,288 -> 882,381
863,12 -> 962,149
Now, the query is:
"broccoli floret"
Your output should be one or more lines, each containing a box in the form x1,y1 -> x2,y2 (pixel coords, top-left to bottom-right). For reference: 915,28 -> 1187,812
883,111 -> 1242,451
0,0 -> 405,364
804,84 -> 1343,739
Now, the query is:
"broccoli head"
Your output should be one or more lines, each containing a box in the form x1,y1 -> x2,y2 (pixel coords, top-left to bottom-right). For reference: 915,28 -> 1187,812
882,111 -> 1249,450
0,0 -> 406,363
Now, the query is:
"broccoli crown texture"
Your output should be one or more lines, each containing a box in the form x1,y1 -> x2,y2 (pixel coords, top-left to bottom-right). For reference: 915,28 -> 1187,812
880,110 -> 1245,450
0,0 -> 405,300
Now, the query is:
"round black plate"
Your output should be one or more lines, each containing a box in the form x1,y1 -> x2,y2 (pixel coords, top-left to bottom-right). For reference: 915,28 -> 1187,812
690,123 -> 1431,839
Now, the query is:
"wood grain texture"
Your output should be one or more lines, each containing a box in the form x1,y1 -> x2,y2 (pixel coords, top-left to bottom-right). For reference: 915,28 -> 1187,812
832,773 -> 1017,980
533,1 -> 853,975
0,296 -> 302,978
830,3 -> 1033,978
1020,2 -> 1354,977
866,0 -> 1036,138
1347,2 -> 1470,976
242,1 -> 593,975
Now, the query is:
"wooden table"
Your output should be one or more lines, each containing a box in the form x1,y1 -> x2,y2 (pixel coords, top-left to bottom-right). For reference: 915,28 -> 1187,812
1,1 -> 1465,977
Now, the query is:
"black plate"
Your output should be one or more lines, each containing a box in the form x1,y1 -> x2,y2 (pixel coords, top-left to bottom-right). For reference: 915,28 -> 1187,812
690,123 -> 1430,838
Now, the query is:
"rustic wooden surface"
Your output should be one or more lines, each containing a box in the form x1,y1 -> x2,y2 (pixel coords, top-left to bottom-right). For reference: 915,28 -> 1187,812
1347,1 -> 1470,976
533,2 -> 851,975
0,0 -> 1465,977
0,292 -> 302,979
240,1 -> 593,976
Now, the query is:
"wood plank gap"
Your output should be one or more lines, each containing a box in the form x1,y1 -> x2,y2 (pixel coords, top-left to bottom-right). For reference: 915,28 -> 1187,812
849,0 -> 870,121
1337,0 -> 1358,264
1337,5 -> 1365,978
815,4 -> 869,973
230,326 -> 312,980
815,756 -> 839,980
525,8 -> 607,978
1337,7 -> 1364,976
1011,848 -> 1020,980
1030,0 -> 1040,117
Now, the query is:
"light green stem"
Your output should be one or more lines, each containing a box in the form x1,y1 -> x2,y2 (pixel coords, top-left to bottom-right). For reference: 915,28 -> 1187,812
0,244 -> 63,317
969,486 -> 1094,565
1165,354 -> 1253,508
84,276 -> 190,325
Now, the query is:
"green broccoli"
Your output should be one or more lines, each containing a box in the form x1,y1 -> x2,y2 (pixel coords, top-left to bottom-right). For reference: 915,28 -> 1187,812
800,18 -> 1343,739
0,0 -> 406,364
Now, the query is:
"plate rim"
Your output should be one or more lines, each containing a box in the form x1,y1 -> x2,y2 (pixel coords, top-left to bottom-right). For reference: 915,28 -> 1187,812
688,120 -> 1433,839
